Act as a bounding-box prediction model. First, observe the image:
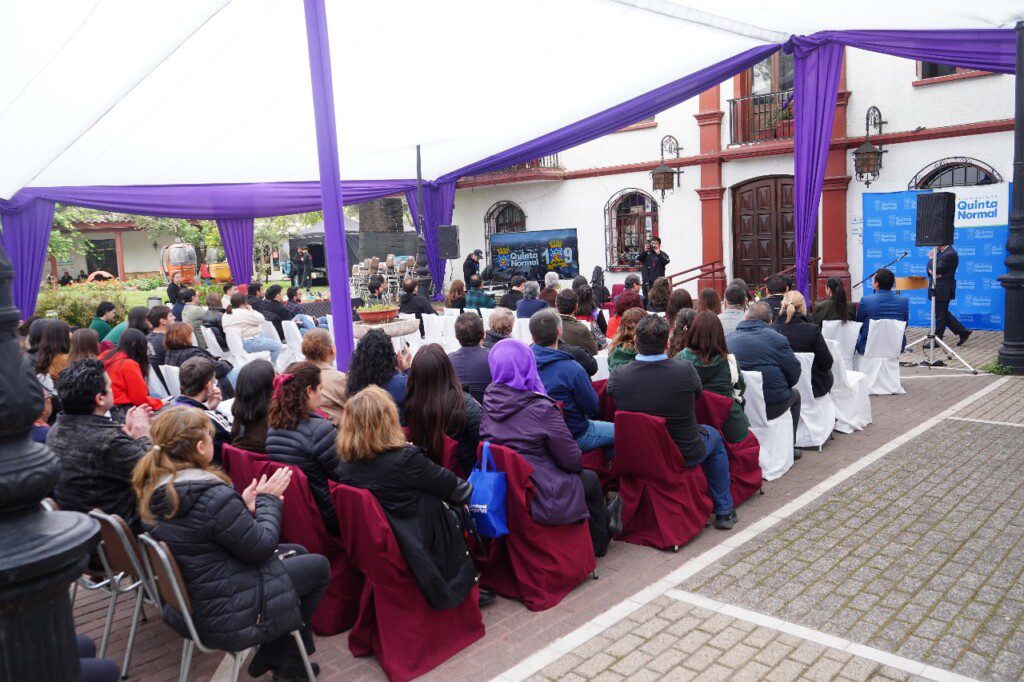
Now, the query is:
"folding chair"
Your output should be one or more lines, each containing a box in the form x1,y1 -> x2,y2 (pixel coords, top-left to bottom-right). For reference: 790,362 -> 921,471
475,443 -> 596,610
421,314 -> 445,345
826,339 -> 872,433
593,351 -> 610,381
443,308 -> 462,317
695,390 -> 763,507
442,314 -> 460,352
139,534 -> 316,682
853,319 -> 907,395
147,367 -> 168,399
87,510 -> 160,679
793,353 -> 837,450
740,370 -> 794,481
282,321 -> 307,362
331,484 -> 484,680
159,365 -> 181,397
513,318 -> 533,343
612,411 -> 713,550
224,329 -> 272,367
201,327 -> 228,359
822,320 -> 862,371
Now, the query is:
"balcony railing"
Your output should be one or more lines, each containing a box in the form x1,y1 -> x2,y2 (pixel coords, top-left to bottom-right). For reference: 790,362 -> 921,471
728,90 -> 793,145
491,154 -> 562,174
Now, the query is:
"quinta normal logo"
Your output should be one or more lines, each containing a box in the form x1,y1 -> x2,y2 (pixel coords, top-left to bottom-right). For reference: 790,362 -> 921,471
951,185 -> 1008,228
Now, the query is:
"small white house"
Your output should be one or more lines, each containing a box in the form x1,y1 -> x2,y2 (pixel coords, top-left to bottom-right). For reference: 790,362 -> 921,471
49,222 -> 175,281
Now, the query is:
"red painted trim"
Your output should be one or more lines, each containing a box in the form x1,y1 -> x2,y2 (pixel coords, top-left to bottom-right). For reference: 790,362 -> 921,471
457,167 -> 566,188
694,111 -> 724,126
614,120 -> 658,133
912,70 -> 995,87
695,187 -> 726,201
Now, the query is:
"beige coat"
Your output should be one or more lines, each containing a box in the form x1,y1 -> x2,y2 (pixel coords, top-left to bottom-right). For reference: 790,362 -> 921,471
313,360 -> 347,427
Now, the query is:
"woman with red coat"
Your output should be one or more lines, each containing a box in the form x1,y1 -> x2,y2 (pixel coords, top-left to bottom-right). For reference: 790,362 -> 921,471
101,328 -> 164,421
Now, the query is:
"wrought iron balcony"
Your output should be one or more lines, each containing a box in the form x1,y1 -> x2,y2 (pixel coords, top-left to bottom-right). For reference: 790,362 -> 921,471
460,154 -> 564,187
728,90 -> 793,145
490,154 -> 563,174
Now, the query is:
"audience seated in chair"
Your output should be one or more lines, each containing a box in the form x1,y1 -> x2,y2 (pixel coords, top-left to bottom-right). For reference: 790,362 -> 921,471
727,301 -> 802,459
448,313 -> 492,404
500,276 -> 526,311
812,276 -> 856,327
398,276 -> 439,317
266,362 -> 342,536
101,328 -> 165,420
718,284 -> 748,335
606,288 -> 643,339
607,308 -> 646,371
222,293 -> 282,365
163,322 -> 239,398
531,309 -> 615,461
556,289 -> 598,356
230,359 -> 276,454
301,328 -> 348,427
515,281 -> 548,319
762,275 -> 789,323
538,272 -> 560,308
170,357 -> 233,463
49,359 -> 152,533
336,386 -> 485,609
607,315 -> 737,529
403,344 -> 481,477
483,306 -> 515,349
144,306 -> 171,373
770,291 -> 834,398
855,267 -> 909,355
133,407 -> 328,680
480,338 -> 610,556
345,327 -> 412,405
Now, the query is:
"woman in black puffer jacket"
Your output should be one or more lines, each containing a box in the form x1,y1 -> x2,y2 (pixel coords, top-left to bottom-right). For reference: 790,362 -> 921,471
265,362 -> 342,536
133,407 -> 328,679
162,322 -> 237,399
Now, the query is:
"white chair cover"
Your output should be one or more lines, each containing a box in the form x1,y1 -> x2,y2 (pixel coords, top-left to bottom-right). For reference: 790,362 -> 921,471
853,319 -> 906,395
741,370 -> 794,481
224,328 -> 271,367
159,365 -> 181,397
443,308 -> 461,317
793,352 -> 836,449
479,308 -> 494,325
513,318 -> 532,343
281,321 -> 307,363
201,327 -> 227,358
821,320 -> 862,371
216,398 -> 234,422
593,351 -> 610,381
442,314 -> 460,352
147,367 -> 168,399
421,315 -> 445,345
825,339 -> 872,434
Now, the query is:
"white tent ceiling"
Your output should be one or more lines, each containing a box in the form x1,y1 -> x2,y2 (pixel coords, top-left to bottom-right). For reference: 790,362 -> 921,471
0,0 -> 1021,201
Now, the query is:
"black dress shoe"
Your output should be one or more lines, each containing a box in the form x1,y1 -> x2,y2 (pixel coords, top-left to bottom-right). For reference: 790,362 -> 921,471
957,330 -> 972,346
478,588 -> 497,607
715,510 -> 738,530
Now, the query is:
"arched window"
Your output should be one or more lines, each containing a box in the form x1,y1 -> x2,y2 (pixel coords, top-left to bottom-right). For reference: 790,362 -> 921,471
909,157 -> 1002,190
605,190 -> 658,271
485,201 -> 526,237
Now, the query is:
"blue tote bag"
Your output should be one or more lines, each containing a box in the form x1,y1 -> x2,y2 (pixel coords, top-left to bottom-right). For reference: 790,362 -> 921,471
468,442 -> 509,538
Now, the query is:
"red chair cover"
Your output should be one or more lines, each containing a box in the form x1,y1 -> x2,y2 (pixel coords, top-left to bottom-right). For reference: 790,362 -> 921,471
401,427 -> 464,478
475,443 -> 595,611
221,444 -> 361,635
612,411 -> 713,549
582,449 -> 617,492
694,392 -> 764,507
590,379 -> 618,422
331,483 -> 484,682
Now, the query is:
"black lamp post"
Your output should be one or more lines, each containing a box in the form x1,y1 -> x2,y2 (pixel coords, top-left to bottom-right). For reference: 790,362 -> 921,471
651,135 -> 682,201
853,106 -> 887,187
0,237 -> 99,677
997,21 -> 1024,372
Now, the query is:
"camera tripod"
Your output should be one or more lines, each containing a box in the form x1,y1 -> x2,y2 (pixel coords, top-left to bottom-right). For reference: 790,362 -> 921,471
905,248 -> 977,374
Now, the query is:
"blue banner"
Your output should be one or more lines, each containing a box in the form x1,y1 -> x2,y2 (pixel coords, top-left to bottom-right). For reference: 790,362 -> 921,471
862,184 -> 1009,331
490,228 -> 579,279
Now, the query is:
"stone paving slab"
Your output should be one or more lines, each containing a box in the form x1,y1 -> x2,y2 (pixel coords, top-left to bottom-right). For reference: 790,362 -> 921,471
900,327 -> 1001,372
953,378 -> 1024,424
683,419 -> 1024,680
527,597 -> 926,682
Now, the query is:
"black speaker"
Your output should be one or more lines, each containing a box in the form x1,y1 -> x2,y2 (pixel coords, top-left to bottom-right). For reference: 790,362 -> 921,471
915,192 -> 955,246
437,225 -> 460,259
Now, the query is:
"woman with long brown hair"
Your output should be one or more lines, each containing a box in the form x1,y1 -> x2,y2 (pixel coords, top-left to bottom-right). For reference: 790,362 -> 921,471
667,308 -> 697,357
265,362 -> 342,536
68,327 -> 100,364
646,276 -> 672,313
607,307 -> 646,370
696,287 -> 722,314
101,328 -> 164,419
445,279 -> 467,310
675,311 -> 750,443
35,319 -> 71,393
133,407 -> 328,679
665,288 -> 693,327
403,343 -> 481,476
336,386 -> 481,609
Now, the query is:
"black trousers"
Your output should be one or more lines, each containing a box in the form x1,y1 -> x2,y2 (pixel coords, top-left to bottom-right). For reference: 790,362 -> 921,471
766,390 -> 801,445
254,544 -> 330,667
934,299 -> 968,339
579,469 -> 610,557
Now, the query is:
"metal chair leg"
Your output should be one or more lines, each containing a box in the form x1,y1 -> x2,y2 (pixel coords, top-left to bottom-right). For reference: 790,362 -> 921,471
98,585 -> 120,658
292,631 -> 317,680
178,640 -> 195,682
228,652 -> 244,682
121,586 -> 144,679
69,579 -> 79,605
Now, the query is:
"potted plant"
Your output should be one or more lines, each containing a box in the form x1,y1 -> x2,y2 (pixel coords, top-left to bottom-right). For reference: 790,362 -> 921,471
775,105 -> 794,139
356,303 -> 399,325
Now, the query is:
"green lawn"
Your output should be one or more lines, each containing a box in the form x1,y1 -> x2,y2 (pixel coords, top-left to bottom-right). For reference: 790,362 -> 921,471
122,279 -> 332,309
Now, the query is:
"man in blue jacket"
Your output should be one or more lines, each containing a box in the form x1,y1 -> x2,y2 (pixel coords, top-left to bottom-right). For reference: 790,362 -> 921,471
727,302 -> 802,457
530,309 -> 615,460
855,268 -> 910,354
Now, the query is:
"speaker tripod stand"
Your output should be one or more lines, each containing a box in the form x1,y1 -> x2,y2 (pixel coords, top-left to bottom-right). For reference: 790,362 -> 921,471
905,249 -> 977,374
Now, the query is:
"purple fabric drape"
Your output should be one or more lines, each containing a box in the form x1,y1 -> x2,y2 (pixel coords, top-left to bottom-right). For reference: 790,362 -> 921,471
0,179 -> 415,218
302,0 -> 355,368
405,181 -> 456,300
817,29 -> 1016,74
789,36 -> 844,297
0,199 -> 55,317
441,44 -> 779,181
216,218 -> 254,286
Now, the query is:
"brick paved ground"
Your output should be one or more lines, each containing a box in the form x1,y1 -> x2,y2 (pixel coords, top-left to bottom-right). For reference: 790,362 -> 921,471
72,359 -> 1018,681
900,327 -> 1002,372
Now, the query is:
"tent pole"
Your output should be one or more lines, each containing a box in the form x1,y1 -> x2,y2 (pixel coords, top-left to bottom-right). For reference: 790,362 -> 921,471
302,0 -> 355,369
998,21 -> 1024,373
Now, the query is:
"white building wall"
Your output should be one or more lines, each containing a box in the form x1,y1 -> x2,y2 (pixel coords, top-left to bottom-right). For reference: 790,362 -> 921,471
120,231 -> 171,276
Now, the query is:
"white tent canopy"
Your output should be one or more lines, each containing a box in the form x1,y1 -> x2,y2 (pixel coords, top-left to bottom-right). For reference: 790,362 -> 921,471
1,0 -> 1021,200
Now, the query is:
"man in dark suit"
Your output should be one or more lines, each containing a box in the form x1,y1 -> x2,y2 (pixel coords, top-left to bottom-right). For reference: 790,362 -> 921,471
927,244 -> 971,346
607,315 -> 736,529
635,237 -> 670,298
855,268 -> 910,354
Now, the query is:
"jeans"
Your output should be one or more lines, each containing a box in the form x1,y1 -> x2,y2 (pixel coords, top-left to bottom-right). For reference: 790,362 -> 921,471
252,545 -> 329,668
575,419 -> 615,460
316,316 -> 330,329
766,390 -> 801,444
226,366 -> 241,388
696,426 -> 735,516
294,314 -> 317,335
243,335 -> 282,364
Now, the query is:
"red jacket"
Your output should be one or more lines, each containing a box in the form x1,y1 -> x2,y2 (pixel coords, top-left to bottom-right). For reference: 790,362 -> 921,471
103,352 -> 163,410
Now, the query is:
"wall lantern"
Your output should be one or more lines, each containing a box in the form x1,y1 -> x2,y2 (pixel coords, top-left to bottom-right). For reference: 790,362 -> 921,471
652,135 -> 682,200
853,106 -> 887,187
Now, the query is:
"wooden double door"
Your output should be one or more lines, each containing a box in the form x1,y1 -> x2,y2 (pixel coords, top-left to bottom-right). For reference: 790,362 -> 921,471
732,176 -> 814,286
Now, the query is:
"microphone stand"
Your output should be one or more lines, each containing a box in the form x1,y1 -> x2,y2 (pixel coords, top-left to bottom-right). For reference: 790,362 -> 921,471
905,248 -> 977,373
851,251 -> 909,289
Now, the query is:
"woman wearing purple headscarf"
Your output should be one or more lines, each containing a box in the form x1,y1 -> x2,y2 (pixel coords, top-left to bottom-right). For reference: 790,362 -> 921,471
481,339 -> 609,556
